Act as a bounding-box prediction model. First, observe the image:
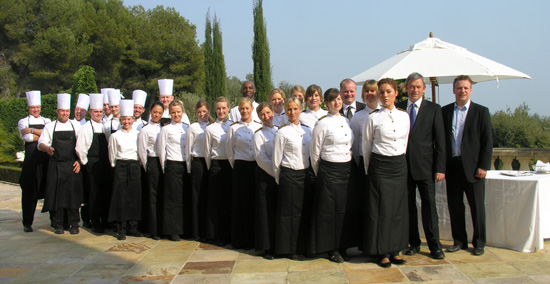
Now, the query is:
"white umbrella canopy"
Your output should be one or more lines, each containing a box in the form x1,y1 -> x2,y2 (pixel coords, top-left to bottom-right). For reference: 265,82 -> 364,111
352,34 -> 531,95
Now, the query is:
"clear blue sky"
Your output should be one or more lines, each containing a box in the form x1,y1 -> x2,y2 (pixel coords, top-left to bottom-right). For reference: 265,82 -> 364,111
123,0 -> 548,116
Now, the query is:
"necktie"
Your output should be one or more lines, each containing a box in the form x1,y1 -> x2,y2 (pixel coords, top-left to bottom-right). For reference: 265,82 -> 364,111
346,106 -> 353,120
410,104 -> 416,131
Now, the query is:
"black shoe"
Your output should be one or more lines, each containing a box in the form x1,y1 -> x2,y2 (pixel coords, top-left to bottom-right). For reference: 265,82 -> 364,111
54,228 -> 64,234
405,246 -> 420,255
328,250 -> 344,263
473,247 -> 485,256
339,249 -> 351,261
82,221 -> 92,229
446,244 -> 468,252
169,235 -> 181,242
289,254 -> 305,261
69,227 -> 79,235
389,256 -> 406,265
263,252 -> 274,260
23,225 -> 33,233
379,258 -> 391,268
63,224 -> 70,230
151,235 -> 160,240
127,231 -> 143,237
117,234 -> 126,241
430,250 -> 445,259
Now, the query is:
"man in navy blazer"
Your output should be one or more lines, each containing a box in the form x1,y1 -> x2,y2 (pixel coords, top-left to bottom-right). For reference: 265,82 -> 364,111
442,75 -> 493,256
396,72 -> 446,259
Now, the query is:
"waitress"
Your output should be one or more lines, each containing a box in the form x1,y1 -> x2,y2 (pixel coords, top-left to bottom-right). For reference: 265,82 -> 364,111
203,96 -> 233,246
18,90 -> 51,232
299,85 -> 327,128
107,99 -> 143,240
272,97 -> 311,260
252,102 -> 278,259
38,93 -> 83,235
362,78 -> 409,268
137,101 -> 164,240
225,97 -> 262,249
157,100 -> 189,241
186,100 -> 213,240
75,93 -> 110,233
309,88 -> 354,263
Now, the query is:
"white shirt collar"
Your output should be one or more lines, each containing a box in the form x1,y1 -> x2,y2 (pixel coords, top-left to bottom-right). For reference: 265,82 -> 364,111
454,100 -> 471,110
407,97 -> 423,110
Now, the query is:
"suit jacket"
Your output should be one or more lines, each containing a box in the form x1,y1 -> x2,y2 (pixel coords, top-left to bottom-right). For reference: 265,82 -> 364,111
340,101 -> 365,116
396,100 -> 446,180
442,102 -> 493,184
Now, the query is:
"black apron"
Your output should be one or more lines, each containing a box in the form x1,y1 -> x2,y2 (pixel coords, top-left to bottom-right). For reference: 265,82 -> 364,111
20,117 -> 48,200
85,122 -> 111,222
42,121 -> 83,212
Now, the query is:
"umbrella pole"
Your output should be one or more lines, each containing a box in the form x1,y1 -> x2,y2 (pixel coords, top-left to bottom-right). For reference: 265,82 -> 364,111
430,77 -> 438,104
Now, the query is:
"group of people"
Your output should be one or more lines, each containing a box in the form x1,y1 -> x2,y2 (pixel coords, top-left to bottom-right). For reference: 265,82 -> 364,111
17,73 -> 492,268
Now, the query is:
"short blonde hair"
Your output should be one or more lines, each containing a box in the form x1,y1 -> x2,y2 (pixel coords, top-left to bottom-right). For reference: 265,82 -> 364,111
238,97 -> 253,109
284,97 -> 303,112
169,100 -> 184,112
256,102 -> 273,116
269,88 -> 286,101
291,85 -> 306,96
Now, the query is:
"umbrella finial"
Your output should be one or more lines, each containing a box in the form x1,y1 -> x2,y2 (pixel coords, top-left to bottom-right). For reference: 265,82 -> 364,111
429,32 -> 433,38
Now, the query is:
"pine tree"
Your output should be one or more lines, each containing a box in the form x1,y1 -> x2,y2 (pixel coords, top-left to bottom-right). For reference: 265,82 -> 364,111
252,0 -> 273,103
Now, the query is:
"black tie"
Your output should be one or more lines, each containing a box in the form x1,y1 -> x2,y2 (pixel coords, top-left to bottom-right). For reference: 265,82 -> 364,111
346,106 -> 353,120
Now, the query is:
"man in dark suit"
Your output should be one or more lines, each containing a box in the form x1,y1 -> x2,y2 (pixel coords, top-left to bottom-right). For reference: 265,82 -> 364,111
340,79 -> 365,120
442,75 -> 492,256
396,72 -> 446,259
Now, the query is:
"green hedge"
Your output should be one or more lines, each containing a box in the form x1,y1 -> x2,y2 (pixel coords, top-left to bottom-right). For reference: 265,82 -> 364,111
0,94 -> 58,132
0,165 -> 21,184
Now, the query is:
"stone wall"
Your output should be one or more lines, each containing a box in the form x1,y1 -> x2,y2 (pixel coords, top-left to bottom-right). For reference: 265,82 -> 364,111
492,148 -> 550,171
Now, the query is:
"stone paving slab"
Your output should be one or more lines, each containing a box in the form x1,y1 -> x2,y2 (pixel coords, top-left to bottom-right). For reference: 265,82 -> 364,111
2,181 -> 550,283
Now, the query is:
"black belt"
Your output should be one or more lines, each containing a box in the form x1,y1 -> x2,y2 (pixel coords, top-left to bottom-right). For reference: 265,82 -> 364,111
452,156 -> 462,161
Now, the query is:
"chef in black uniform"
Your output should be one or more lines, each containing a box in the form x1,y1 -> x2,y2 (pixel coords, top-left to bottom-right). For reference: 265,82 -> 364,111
18,90 -> 51,232
38,93 -> 83,234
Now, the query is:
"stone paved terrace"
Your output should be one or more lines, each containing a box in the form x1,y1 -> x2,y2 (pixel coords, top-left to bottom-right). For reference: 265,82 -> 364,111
1,181 -> 550,284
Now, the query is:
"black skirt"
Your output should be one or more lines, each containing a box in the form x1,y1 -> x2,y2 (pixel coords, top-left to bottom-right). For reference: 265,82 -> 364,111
144,157 -> 163,235
162,160 -> 190,236
311,159 -> 352,254
108,160 -> 142,222
274,166 -> 309,255
190,157 -> 208,239
206,159 -> 232,242
255,167 -> 278,252
231,160 -> 257,249
362,153 -> 408,255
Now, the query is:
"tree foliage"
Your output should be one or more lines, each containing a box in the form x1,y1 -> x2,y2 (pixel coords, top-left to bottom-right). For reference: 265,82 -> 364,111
252,0 -> 273,103
0,0 -> 203,101
491,103 -> 550,148
203,12 -> 227,108
72,65 -> 98,96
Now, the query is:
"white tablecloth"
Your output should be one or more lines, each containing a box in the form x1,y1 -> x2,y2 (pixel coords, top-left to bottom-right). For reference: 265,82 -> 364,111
426,170 -> 550,252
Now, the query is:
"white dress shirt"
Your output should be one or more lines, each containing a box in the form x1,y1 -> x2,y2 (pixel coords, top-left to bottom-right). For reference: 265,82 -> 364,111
108,127 -> 139,167
101,113 -> 112,124
407,97 -> 423,117
76,119 -> 105,165
362,107 -> 410,173
253,125 -> 277,178
72,118 -> 86,125
204,119 -> 232,169
132,118 -> 147,131
299,108 -> 328,128
272,123 -> 311,184
310,113 -> 353,175
186,121 -> 208,173
137,121 -> 161,170
343,101 -> 357,117
452,100 -> 471,157
272,111 -> 288,128
225,120 -> 262,167
18,115 -> 51,142
157,121 -> 189,172
38,119 -> 81,149
103,117 -> 120,141
228,101 -> 260,123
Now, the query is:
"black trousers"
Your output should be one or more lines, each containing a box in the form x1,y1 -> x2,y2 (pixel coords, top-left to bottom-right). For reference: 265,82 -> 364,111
116,220 -> 139,235
446,157 -> 486,249
145,157 -> 163,236
407,176 -> 442,252
22,199 -> 38,226
52,208 -> 79,229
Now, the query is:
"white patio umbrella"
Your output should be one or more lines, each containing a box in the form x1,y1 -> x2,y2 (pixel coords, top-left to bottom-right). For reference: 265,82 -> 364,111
351,33 -> 531,103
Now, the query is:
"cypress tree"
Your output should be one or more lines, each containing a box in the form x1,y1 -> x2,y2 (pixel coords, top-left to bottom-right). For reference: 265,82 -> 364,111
252,0 -> 273,103
203,11 -> 214,105
212,15 -> 227,101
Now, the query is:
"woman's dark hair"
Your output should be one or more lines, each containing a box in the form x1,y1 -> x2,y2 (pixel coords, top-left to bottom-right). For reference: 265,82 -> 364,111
324,88 -> 341,103
150,101 -> 164,111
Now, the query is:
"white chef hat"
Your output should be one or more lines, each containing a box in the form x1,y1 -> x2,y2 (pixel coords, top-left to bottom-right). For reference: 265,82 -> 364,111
108,89 -> 121,106
101,88 -> 114,104
119,99 -> 134,117
116,89 -> 125,99
57,93 -> 71,110
158,79 -> 174,96
76,94 -> 90,110
132,90 -> 147,107
89,93 -> 103,110
26,91 -> 41,106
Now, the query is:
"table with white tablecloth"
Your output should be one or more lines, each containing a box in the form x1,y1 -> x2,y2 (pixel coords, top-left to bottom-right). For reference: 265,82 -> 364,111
424,170 -> 550,252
